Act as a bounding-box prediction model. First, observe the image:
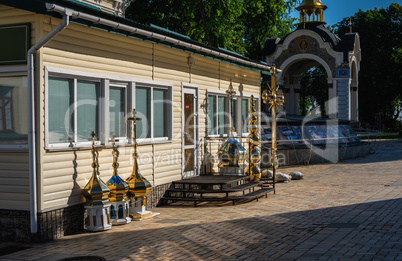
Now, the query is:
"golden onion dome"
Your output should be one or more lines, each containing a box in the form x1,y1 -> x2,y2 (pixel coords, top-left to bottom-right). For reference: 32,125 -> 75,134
106,138 -> 130,202
106,174 -> 130,202
82,132 -> 110,206
82,173 -> 111,206
296,0 -> 327,24
126,170 -> 152,198
296,0 -> 327,9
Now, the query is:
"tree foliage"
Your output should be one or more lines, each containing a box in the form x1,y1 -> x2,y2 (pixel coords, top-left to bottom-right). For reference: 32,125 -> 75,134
299,66 -> 328,117
333,3 -> 402,130
126,0 -> 300,60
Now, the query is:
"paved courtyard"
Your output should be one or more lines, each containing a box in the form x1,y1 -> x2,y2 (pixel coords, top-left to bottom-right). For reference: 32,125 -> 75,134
1,139 -> 402,261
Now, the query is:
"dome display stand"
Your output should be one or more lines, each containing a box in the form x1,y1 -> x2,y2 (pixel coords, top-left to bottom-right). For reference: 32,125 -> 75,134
82,131 -> 112,231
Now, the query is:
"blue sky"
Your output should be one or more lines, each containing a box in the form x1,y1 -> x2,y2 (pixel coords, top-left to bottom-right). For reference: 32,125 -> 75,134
290,0 -> 401,26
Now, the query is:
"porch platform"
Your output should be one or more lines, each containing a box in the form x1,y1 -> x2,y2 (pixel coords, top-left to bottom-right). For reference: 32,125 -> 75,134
162,175 -> 274,207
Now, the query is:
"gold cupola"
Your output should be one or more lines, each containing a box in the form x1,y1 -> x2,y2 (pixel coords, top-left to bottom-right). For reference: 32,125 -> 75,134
107,134 -> 130,203
82,131 -> 112,231
106,134 -> 131,225
82,131 -> 110,206
296,0 -> 327,25
126,109 -> 154,220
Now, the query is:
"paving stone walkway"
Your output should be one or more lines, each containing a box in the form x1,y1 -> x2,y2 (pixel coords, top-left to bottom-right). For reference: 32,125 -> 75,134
1,139 -> 401,261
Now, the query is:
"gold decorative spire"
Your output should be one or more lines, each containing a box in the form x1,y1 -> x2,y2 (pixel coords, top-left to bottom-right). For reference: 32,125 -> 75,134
296,0 -> 327,25
126,109 -> 152,198
106,133 -> 130,203
82,131 -> 110,206
245,95 -> 261,182
226,79 -> 236,134
262,65 -> 285,192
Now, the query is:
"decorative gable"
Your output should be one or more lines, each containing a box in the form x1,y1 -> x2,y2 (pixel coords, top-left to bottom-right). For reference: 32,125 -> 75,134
76,0 -> 132,17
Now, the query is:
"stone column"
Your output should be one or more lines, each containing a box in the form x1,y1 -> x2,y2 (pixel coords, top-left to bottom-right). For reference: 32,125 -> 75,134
327,79 -> 337,119
336,79 -> 350,120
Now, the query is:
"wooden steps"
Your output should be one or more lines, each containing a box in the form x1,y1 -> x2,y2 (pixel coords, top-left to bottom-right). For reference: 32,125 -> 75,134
161,175 -> 274,207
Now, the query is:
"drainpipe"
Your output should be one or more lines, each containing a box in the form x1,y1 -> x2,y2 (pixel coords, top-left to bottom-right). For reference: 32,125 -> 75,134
28,9 -> 71,234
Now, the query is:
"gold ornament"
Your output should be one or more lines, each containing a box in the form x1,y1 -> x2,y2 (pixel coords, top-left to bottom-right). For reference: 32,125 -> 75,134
262,65 -> 285,186
82,131 -> 110,206
246,95 -> 261,181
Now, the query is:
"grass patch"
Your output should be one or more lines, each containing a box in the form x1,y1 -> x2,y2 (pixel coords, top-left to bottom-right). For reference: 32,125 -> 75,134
359,133 -> 402,139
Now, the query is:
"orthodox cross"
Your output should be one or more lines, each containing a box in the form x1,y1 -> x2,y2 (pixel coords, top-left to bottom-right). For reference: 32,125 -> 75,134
262,65 -> 285,192
111,133 -> 119,170
226,79 -> 236,134
127,109 -> 142,162
350,18 -> 352,33
89,131 -> 99,169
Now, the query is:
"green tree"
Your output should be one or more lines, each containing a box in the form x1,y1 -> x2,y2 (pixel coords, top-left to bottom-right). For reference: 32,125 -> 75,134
126,0 -> 299,61
299,66 -> 328,117
334,3 -> 402,130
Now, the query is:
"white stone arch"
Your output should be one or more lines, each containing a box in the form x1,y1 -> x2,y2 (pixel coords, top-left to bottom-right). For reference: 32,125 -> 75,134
276,54 -> 334,116
277,53 -> 334,84
265,28 -> 361,121
270,29 -> 344,68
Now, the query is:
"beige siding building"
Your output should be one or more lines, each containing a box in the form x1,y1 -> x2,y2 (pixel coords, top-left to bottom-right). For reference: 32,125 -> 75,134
0,0 -> 269,241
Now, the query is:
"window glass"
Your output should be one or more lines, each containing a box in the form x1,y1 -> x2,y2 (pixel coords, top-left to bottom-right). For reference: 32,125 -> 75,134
77,81 -> 99,142
217,96 -> 227,135
48,77 -> 73,144
109,86 -> 126,138
242,98 -> 249,133
0,76 -> 28,144
135,87 -> 150,139
153,88 -> 166,138
207,95 -> 216,135
231,99 -> 237,133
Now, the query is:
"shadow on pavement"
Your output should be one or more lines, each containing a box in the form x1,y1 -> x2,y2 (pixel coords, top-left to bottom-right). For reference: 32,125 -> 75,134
25,198 -> 402,261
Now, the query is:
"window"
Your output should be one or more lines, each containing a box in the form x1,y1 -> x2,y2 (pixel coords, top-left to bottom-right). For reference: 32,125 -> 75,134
0,86 -> 14,132
45,67 -> 173,148
109,84 -> 127,139
207,92 -> 254,137
0,75 -> 28,145
242,98 -> 250,134
135,86 -> 170,141
48,77 -> 100,145
207,94 -> 229,135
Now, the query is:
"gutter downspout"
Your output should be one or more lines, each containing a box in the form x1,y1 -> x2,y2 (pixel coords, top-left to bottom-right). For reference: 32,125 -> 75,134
28,10 -> 71,234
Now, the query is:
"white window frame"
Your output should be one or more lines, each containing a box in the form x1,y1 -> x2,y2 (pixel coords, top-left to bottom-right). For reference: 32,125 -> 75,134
45,74 -> 101,149
133,83 -> 173,144
207,89 -> 259,138
207,91 -> 230,138
0,66 -> 28,151
106,81 -> 129,145
44,66 -> 173,149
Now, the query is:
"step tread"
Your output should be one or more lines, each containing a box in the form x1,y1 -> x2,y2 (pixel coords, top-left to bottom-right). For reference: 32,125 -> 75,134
168,182 -> 261,193
172,175 -> 250,186
162,188 -> 273,202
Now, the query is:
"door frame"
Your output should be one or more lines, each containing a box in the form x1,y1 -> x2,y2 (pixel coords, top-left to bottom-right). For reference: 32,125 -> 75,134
181,83 -> 199,178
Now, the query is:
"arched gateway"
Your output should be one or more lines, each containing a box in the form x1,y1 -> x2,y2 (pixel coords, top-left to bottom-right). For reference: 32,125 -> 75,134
263,0 -> 361,123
